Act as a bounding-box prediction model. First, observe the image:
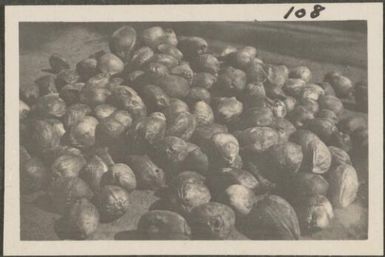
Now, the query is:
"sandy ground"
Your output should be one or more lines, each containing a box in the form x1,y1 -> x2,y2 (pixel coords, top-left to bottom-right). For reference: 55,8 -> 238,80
19,22 -> 368,240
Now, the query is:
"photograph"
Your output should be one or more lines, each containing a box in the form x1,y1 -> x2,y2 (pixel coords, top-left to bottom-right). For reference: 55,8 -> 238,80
18,21 -> 369,241
4,3 -> 383,256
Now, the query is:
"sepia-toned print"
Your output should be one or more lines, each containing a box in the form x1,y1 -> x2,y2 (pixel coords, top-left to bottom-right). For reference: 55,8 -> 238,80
19,21 -> 368,241
3,3 -> 383,256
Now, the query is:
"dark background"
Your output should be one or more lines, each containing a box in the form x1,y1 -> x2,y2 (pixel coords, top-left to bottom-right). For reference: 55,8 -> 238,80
20,21 -> 367,69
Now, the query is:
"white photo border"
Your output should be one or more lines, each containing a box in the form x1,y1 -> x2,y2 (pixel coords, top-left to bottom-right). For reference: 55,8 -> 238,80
4,3 -> 384,256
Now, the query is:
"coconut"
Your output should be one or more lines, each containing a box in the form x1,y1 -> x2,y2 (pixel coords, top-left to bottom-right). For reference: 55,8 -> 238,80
168,174 -> 211,214
283,96 -> 297,113
152,136 -> 190,173
97,185 -> 130,221
209,133 -> 240,167
35,94 -> 67,118
157,44 -> 184,61
59,82 -> 85,105
292,172 -> 329,201
263,142 -> 303,183
226,46 -> 257,70
138,210 -> 191,240
126,155 -> 166,190
291,129 -> 332,174
328,146 -> 352,167
101,163 -> 137,193
192,101 -> 214,126
178,36 -> 208,60
21,157 -> 49,193
156,75 -> 190,99
146,62 -> 169,80
316,109 -> 339,124
109,25 -> 137,62
351,127 -> 368,153
76,58 -> 98,81
235,126 -> 279,154
338,115 -> 367,135
213,97 -> 243,125
305,118 -> 338,143
166,111 -> 197,141
80,155 -> 109,193
30,119 -> 63,153
300,98 -> 319,114
300,84 -> 325,101
67,198 -> 100,239
318,95 -> 344,116
20,100 -> 30,120
221,184 -> 255,217
96,109 -> 133,141
109,86 -> 147,120
182,146 -> 209,176
216,66 -> 247,95
243,194 -> 300,240
126,112 -> 166,153
140,84 -> 170,112
93,104 -> 117,121
51,153 -> 87,179
49,53 -> 70,73
191,72 -> 217,89
239,106 -> 274,129
265,64 -> 289,88
191,123 -> 228,149
329,131 -> 353,153
185,87 -> 211,105
267,99 -> 288,118
79,83 -> 111,107
268,117 -> 296,143
130,46 -> 154,68
288,105 -> 314,128
242,82 -> 266,108
69,116 -> 99,149
48,177 -> 94,214
63,104 -> 91,128
190,54 -> 220,75
170,62 -> 194,82
296,194 -> 334,232
327,164 -> 359,208
35,74 -> 58,96
289,66 -> 312,82
151,54 -> 179,69
324,72 -> 353,98
55,69 -> 80,90
162,98 -> 190,120
190,202 -> 236,239
208,168 -> 260,195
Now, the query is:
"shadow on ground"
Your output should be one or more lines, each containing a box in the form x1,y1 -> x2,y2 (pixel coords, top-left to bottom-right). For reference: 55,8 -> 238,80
114,230 -> 143,240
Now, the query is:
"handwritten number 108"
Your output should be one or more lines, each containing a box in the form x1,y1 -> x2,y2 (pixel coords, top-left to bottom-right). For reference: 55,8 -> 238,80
284,5 -> 325,19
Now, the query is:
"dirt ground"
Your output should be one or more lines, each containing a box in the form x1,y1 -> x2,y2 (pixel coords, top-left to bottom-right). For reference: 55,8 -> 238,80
19,22 -> 368,240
